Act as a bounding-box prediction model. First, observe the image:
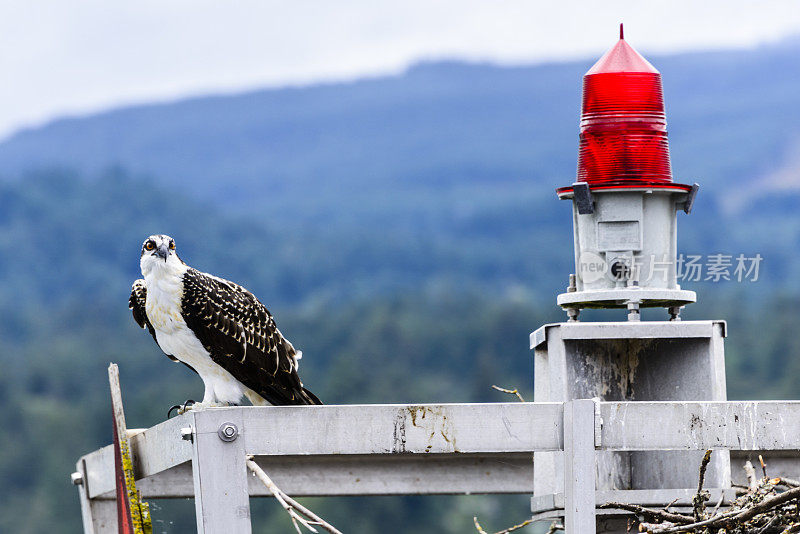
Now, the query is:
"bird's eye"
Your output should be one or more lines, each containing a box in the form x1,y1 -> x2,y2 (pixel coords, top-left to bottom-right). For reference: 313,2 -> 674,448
169,241 -> 175,250
145,242 -> 155,251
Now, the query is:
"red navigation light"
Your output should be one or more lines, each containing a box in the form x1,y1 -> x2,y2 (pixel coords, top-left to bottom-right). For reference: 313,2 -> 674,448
573,24 -> 681,191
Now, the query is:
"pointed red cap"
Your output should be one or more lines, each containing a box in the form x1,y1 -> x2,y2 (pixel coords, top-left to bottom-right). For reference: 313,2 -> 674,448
586,24 -> 658,75
562,24 -> 691,193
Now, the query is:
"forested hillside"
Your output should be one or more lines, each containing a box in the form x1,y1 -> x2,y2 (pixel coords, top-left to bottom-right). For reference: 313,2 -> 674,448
2,40 -> 800,220
1,38 -> 800,533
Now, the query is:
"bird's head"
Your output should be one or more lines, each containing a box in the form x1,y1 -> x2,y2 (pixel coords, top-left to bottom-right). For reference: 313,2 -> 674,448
140,234 -> 183,276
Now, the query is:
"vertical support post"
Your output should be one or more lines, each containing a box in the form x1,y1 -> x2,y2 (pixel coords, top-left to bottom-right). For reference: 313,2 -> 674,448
75,458 -> 117,534
191,409 -> 252,534
87,501 -> 118,534
564,400 -> 596,534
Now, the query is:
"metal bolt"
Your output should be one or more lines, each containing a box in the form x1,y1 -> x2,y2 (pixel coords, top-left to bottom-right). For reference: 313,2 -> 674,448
567,274 -> 577,293
180,427 -> 194,442
71,472 -> 84,485
566,307 -> 580,322
218,422 -> 239,442
627,301 -> 641,322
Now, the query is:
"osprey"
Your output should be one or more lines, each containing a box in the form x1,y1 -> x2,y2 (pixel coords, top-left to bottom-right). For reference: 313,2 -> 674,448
129,234 -> 321,410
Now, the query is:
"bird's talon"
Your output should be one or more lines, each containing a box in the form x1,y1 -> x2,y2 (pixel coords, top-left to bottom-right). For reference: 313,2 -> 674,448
167,400 -> 197,418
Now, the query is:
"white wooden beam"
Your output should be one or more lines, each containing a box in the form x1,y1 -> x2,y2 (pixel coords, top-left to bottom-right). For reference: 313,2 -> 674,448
81,413 -> 192,499
120,452 -> 534,498
75,458 -> 117,533
236,402 -> 564,456
76,401 -> 800,506
600,401 -> 800,451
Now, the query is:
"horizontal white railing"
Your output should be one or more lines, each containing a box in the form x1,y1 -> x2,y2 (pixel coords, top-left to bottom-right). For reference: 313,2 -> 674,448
74,400 -> 800,534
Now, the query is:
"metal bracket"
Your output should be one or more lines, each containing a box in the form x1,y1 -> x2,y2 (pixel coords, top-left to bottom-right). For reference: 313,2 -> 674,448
180,427 -> 194,442
683,183 -> 699,214
573,182 -> 594,215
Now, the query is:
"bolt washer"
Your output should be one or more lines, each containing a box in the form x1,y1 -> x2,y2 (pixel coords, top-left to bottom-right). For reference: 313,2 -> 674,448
218,422 -> 239,442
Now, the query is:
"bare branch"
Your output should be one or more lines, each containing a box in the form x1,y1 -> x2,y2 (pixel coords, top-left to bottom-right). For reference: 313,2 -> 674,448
696,450 -> 712,494
618,456 -> 800,533
473,515 -> 535,534
662,497 -> 679,512
599,503 -> 693,525
641,509 -> 740,533
773,476 -> 800,488
725,485 -> 800,524
755,515 -> 779,534
642,486 -> 800,533
691,449 -> 712,520
744,460 -> 759,492
246,456 -> 342,534
491,385 -> 525,402
710,492 -> 723,516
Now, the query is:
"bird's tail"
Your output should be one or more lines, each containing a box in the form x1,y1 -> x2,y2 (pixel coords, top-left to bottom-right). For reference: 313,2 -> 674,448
247,387 -> 322,406
299,387 -> 323,405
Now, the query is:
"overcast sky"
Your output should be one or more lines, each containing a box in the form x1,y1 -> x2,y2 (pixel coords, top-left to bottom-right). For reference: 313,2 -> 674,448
0,1 -> 799,139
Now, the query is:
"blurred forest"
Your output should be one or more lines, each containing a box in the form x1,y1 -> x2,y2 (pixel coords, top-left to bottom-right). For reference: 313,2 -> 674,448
2,38 -> 800,533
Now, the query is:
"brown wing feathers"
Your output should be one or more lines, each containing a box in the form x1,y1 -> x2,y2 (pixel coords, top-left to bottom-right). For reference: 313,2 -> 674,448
180,268 -> 321,406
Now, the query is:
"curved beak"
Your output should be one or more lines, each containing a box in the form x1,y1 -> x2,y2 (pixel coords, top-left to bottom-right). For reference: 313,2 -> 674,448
156,244 -> 169,261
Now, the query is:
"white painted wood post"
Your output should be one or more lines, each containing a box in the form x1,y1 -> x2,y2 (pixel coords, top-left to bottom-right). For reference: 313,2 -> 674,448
88,501 -> 118,534
75,459 -> 117,534
563,399 -> 596,534
190,409 -> 252,534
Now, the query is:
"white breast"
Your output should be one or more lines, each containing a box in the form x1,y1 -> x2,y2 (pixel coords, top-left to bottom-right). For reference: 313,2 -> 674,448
144,268 -> 246,405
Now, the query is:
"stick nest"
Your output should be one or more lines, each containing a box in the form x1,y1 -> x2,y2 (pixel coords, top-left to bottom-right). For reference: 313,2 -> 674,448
603,453 -> 800,533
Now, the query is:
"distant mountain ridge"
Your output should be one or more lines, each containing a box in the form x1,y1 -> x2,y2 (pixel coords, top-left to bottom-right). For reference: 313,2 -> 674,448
2,43 -> 800,300
2,42 -> 800,218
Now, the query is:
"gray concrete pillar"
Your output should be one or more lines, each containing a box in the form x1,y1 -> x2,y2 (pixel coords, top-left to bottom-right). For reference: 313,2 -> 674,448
530,320 -> 730,533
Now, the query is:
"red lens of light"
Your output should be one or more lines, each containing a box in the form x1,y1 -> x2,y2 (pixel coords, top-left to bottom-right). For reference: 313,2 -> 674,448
576,36 -> 673,187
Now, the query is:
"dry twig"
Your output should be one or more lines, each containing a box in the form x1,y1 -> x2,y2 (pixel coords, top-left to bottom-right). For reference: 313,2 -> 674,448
696,450 -> 712,495
246,456 -> 343,534
475,385 -> 531,534
774,477 -> 800,488
692,449 -> 712,520
745,459 -> 759,492
710,492 -> 724,516
473,516 -> 488,534
491,385 -> 525,402
663,497 -> 679,512
598,503 -> 693,525
472,515 -> 537,534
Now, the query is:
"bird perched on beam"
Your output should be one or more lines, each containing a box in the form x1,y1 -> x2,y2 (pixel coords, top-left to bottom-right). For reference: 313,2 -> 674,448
129,234 -> 321,411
